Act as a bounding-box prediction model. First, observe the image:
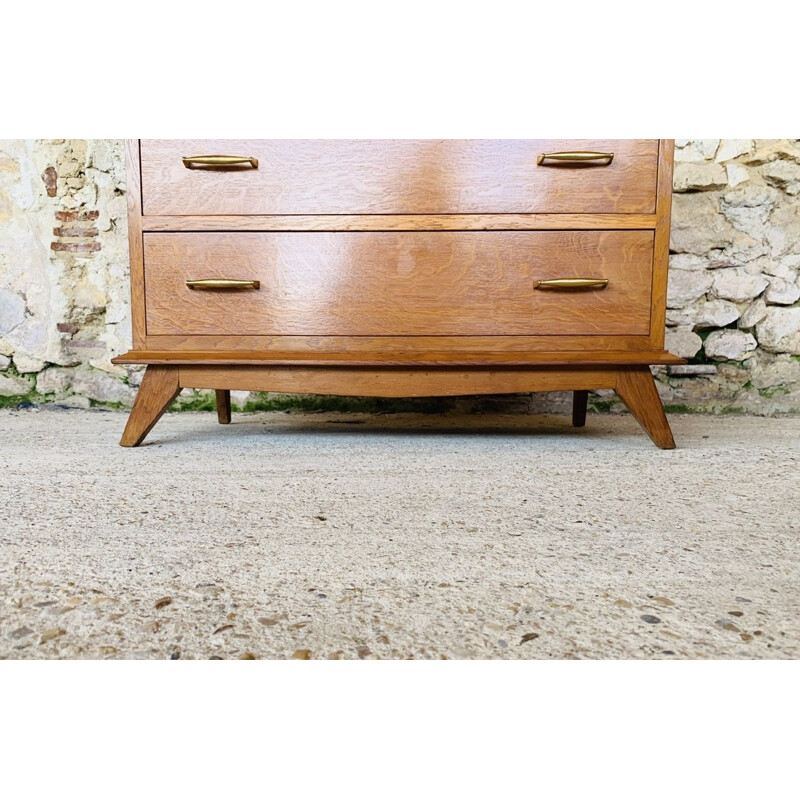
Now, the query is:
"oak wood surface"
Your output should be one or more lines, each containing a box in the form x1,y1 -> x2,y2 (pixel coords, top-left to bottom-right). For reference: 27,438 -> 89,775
615,366 -> 676,449
179,365 -> 619,397
119,365 -> 180,447
141,213 -> 659,233
116,363 -> 676,450
572,390 -> 589,427
116,138 -> 679,448
649,139 -> 675,350
215,389 -> 232,424
143,230 -> 654,337
125,141 -> 146,349
112,349 -> 683,367
138,334 -> 665,354
140,139 -> 659,216
177,365 -> 676,448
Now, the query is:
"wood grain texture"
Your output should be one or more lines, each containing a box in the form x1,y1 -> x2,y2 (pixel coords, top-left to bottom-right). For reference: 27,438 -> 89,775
215,390 -> 232,424
112,349 -> 683,367
650,139 -> 675,350
119,365 -> 180,447
572,390 -> 589,427
117,138 -> 679,448
143,231 -> 654,337
141,213 -> 659,232
125,140 -> 146,348
179,365 -> 619,397
139,334 -> 664,354
140,139 -> 659,216
615,366 -> 676,449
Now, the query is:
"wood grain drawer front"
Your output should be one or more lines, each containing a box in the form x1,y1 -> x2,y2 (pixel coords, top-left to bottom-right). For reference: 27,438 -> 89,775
144,231 -> 654,338
140,140 -> 659,216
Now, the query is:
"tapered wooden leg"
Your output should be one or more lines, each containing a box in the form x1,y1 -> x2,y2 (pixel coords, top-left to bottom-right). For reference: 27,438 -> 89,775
615,367 -> 676,449
572,390 -> 589,427
120,366 -> 181,447
215,390 -> 232,424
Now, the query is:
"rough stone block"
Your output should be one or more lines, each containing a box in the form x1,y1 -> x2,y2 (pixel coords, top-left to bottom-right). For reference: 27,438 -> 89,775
667,270 -> 713,308
674,163 -> 728,193
666,298 -> 740,329
665,328 -> 703,358
749,355 -> 800,390
13,355 -> 46,373
667,364 -> 718,377
762,160 -> 800,195
740,298 -> 768,329
0,372 -> 33,397
712,269 -> 769,303
725,164 -> 749,187
669,253 -> 709,271
765,276 -> 800,305
716,140 -> 754,162
36,367 -> 75,395
670,194 -> 737,255
703,330 -> 758,361
756,307 -> 800,354
675,139 -> 720,162
70,368 -> 137,406
723,184 -> 780,209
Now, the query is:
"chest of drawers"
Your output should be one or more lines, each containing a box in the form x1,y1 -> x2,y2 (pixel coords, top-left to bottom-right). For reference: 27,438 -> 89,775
113,139 -> 682,448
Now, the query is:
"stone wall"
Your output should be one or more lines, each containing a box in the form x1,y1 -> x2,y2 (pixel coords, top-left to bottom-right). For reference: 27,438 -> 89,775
1,139 -> 799,414
0,139 -> 137,408
661,139 -> 800,414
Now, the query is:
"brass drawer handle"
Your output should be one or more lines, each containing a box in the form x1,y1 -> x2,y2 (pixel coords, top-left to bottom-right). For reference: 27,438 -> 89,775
186,279 -> 261,290
535,278 -> 609,290
182,155 -> 259,169
537,151 -> 614,166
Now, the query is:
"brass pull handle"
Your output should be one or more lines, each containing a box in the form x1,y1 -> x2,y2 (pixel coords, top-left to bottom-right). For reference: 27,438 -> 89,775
537,151 -> 614,166
186,279 -> 260,290
182,155 -> 259,169
535,279 -> 609,290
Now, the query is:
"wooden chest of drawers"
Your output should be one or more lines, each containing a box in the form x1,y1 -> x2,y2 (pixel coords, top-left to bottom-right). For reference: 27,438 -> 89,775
113,139 -> 682,448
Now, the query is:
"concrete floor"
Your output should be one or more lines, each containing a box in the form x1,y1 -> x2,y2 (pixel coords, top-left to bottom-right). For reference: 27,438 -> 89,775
1,407 -> 798,659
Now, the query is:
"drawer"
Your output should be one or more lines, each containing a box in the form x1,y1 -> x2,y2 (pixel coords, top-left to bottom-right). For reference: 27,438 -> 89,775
143,231 -> 654,337
140,140 -> 659,216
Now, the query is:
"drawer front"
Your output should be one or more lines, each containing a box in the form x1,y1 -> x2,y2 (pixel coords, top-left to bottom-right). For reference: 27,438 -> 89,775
144,231 -> 653,337
140,140 -> 659,216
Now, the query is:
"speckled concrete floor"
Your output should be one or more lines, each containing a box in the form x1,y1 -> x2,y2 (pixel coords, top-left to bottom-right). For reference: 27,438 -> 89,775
1,408 -> 798,659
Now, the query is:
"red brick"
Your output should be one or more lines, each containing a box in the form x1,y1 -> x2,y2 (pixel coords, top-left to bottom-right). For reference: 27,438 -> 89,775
53,227 -> 99,238
57,323 -> 80,334
51,241 -> 101,253
55,209 -> 100,222
42,166 -> 57,197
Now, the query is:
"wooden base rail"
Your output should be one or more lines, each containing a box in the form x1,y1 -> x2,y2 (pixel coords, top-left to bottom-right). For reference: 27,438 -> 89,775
112,349 -> 684,367
118,364 -> 676,450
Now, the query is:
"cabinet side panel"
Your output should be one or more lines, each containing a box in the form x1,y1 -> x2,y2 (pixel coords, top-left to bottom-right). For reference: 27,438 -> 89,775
126,139 -> 146,349
650,139 -> 674,350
